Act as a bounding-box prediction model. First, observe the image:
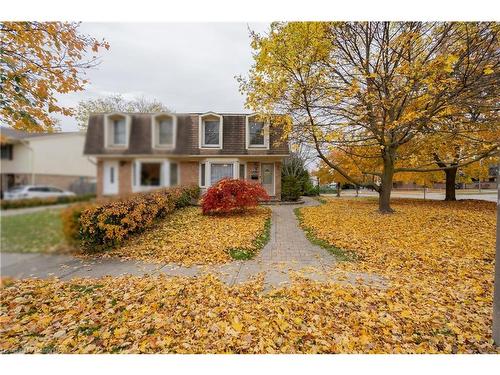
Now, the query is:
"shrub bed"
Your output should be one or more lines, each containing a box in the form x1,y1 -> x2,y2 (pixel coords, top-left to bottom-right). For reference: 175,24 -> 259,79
1,194 -> 96,210
76,185 -> 199,252
201,178 -> 269,214
60,202 -> 97,247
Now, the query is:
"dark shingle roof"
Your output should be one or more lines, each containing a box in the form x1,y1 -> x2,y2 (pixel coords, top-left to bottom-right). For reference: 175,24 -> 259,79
84,113 -> 289,156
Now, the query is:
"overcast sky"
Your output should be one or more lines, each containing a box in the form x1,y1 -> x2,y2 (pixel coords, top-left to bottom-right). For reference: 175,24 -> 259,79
56,22 -> 269,131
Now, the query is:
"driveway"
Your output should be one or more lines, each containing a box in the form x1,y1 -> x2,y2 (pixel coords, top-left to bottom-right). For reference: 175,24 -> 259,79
1,197 -> 382,289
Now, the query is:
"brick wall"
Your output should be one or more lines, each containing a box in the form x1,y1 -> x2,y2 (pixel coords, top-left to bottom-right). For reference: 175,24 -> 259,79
180,162 -> 199,185
247,162 -> 261,183
96,160 -> 103,197
118,161 -> 132,196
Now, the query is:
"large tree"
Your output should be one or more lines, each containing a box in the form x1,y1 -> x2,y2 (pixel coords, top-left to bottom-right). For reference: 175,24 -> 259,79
410,98 -> 498,200
240,22 -> 499,212
75,94 -> 171,130
0,22 -> 109,132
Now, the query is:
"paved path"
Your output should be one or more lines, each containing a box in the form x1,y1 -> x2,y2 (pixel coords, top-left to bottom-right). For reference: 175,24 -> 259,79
0,197 -> 381,289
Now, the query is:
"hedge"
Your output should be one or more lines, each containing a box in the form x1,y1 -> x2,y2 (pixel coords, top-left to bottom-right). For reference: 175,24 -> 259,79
61,202 -> 98,247
1,194 -> 95,210
61,185 -> 200,252
281,175 -> 302,201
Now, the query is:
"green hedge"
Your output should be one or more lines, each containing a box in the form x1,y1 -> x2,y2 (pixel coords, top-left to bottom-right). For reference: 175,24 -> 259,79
281,176 -> 302,201
1,194 -> 96,210
68,185 -> 200,252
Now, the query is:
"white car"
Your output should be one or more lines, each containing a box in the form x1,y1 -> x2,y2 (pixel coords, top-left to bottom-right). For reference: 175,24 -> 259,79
2,185 -> 76,200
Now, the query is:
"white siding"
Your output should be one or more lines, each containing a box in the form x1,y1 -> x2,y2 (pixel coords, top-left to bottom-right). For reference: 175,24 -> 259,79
1,133 -> 95,177
0,143 -> 32,174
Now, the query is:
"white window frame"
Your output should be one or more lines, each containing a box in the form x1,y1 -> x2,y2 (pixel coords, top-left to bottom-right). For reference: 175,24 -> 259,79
169,161 -> 179,186
104,113 -> 131,149
199,162 -> 207,188
245,114 -> 269,149
199,112 -> 223,149
199,159 -> 239,187
151,113 -> 177,149
132,159 -> 178,192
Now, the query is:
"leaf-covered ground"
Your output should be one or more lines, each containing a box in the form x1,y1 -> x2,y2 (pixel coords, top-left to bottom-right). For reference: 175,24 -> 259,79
1,198 -> 498,353
103,206 -> 271,266
298,198 -> 498,353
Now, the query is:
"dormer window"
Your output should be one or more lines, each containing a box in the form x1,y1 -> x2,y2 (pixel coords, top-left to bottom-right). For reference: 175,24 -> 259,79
105,113 -> 130,148
199,113 -> 223,148
246,115 -> 269,149
152,113 -> 176,149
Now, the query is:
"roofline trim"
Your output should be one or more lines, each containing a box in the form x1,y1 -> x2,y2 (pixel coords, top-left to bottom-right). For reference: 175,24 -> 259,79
84,154 -> 290,158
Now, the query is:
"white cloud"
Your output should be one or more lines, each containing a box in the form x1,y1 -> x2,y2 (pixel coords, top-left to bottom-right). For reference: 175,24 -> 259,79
56,22 -> 269,131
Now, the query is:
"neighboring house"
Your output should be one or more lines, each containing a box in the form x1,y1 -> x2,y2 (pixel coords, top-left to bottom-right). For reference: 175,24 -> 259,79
83,112 -> 290,199
0,127 -> 96,195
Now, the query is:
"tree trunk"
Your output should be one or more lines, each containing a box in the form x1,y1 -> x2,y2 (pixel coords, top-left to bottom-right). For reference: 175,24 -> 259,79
444,167 -> 458,201
378,154 -> 395,213
336,182 -> 341,197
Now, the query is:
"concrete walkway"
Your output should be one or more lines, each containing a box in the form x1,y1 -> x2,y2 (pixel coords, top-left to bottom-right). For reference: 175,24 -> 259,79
0,197 -> 381,289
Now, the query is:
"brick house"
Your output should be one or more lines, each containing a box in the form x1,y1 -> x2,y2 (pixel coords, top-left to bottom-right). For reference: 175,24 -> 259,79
83,112 -> 290,199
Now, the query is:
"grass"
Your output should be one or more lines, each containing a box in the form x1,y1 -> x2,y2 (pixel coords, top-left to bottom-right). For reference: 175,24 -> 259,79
229,217 -> 271,260
0,209 -> 67,253
294,207 -> 355,262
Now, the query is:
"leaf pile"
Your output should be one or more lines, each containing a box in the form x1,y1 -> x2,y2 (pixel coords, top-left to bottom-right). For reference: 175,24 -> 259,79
2,270 -> 499,354
298,198 -> 498,353
104,207 -> 271,266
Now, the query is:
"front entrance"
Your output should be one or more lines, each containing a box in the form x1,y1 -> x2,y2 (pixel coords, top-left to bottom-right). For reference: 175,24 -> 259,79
103,161 -> 119,195
261,163 -> 275,196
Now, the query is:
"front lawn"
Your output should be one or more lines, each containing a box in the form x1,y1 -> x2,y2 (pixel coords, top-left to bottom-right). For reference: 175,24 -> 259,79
0,210 -> 67,253
102,206 -> 271,266
297,198 -> 498,353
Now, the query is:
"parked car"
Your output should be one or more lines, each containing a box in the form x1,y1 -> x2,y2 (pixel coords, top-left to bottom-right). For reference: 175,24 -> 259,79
2,185 -> 76,200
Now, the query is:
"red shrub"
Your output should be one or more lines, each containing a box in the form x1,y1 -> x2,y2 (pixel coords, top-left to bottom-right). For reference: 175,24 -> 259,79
201,178 -> 270,214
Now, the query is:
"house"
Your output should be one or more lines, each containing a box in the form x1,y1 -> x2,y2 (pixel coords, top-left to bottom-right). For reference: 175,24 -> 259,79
83,112 -> 290,199
0,127 -> 96,196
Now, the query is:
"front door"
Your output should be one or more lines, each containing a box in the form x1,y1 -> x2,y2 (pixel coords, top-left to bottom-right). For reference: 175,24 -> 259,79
261,163 -> 275,196
103,161 -> 119,195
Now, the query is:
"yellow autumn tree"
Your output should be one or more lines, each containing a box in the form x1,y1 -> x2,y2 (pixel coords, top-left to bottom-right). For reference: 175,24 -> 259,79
240,22 -> 499,212
314,149 -> 376,196
0,22 -> 109,132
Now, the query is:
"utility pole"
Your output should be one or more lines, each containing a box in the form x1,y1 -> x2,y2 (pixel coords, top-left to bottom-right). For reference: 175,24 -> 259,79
493,163 -> 500,345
